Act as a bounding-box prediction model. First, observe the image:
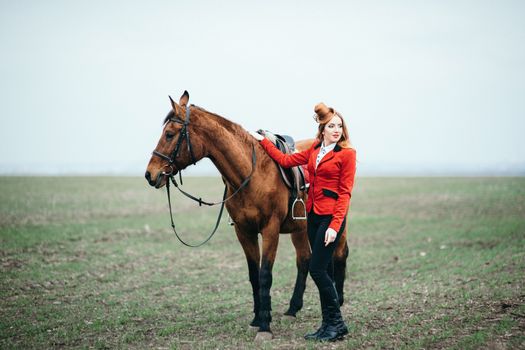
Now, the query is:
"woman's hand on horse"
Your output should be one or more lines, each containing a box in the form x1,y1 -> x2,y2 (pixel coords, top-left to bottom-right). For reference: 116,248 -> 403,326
324,228 -> 337,246
249,130 -> 264,141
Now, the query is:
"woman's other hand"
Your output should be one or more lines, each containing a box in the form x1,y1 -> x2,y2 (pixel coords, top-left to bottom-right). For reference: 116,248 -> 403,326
324,228 -> 337,246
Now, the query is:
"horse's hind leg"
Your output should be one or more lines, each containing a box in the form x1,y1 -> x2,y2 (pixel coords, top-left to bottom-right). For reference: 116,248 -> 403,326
235,228 -> 261,327
333,228 -> 349,306
284,230 -> 310,317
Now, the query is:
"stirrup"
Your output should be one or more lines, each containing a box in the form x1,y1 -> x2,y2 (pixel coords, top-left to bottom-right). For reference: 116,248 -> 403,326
292,198 -> 307,220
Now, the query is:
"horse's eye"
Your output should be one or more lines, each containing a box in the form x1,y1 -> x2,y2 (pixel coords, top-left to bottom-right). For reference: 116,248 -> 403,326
166,132 -> 174,141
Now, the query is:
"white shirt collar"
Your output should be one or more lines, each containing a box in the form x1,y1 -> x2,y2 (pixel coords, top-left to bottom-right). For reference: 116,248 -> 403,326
321,142 -> 336,153
316,141 -> 337,168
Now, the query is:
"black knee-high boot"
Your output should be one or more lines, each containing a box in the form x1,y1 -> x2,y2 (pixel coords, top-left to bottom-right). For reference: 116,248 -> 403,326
317,285 -> 348,342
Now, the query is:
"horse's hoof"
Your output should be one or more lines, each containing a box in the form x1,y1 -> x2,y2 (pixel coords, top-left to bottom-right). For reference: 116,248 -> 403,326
283,309 -> 297,317
255,331 -> 273,341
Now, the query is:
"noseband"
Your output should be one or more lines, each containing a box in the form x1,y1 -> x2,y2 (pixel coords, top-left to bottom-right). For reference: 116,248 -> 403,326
150,104 -> 257,247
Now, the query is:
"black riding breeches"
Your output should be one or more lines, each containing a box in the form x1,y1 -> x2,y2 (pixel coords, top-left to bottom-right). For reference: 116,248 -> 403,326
307,211 -> 346,291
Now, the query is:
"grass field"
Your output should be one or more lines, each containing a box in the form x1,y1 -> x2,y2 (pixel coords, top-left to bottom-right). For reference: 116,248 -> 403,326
1,176 -> 524,349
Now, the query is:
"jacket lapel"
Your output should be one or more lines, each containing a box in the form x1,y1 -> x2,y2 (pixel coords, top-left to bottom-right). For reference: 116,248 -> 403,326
310,146 -> 322,170
311,141 -> 340,170
317,150 -> 335,168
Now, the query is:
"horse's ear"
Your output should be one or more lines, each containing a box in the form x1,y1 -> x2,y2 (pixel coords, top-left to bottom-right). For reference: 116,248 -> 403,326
169,95 -> 181,116
179,90 -> 189,107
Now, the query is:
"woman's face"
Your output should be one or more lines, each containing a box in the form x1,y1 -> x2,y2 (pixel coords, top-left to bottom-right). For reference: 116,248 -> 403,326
322,115 -> 343,145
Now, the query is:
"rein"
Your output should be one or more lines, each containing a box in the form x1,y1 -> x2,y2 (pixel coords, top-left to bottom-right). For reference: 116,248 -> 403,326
152,104 -> 257,247
165,177 -> 227,248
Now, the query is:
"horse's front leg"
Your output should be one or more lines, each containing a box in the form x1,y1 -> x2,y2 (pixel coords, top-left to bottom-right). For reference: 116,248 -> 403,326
234,227 -> 261,327
255,219 -> 280,340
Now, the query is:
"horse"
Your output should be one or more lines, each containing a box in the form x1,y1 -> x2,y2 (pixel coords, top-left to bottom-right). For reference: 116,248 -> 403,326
145,91 -> 349,340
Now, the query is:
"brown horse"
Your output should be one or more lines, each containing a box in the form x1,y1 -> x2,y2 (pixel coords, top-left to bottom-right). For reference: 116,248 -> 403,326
145,91 -> 349,340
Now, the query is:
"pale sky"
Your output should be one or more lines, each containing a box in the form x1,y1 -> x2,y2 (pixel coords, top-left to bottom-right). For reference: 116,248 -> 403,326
1,0 -> 524,175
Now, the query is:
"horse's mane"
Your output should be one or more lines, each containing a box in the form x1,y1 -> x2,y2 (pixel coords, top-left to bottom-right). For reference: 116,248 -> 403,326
163,104 -> 251,143
195,105 -> 253,143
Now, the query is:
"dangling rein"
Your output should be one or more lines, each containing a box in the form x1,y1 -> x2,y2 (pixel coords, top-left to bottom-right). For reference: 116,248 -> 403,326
164,145 -> 256,247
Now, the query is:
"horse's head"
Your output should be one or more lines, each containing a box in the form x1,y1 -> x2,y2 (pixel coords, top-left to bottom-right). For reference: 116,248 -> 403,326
145,90 -> 208,188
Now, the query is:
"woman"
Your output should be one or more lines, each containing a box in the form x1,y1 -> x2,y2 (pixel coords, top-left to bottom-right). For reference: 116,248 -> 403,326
250,102 -> 356,342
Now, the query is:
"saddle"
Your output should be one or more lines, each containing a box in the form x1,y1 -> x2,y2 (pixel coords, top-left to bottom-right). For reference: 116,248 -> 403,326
258,130 -> 308,220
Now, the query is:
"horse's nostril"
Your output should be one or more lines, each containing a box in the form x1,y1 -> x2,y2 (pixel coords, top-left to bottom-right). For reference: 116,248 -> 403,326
145,171 -> 152,183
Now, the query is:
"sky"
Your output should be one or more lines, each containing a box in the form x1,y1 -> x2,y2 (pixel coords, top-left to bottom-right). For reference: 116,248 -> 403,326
1,0 -> 524,176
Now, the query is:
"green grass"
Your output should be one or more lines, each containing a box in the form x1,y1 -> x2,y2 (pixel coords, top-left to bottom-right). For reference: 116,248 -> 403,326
0,176 -> 524,349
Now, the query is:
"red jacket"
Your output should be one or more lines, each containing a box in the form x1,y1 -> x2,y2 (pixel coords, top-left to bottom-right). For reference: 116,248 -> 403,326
260,138 -> 356,232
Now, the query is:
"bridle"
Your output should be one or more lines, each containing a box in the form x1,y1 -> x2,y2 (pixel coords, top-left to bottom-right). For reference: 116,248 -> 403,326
151,103 -> 256,247
152,103 -> 196,179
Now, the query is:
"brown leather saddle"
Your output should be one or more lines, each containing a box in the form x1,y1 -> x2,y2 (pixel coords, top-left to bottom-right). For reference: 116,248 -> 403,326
258,130 -> 307,220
